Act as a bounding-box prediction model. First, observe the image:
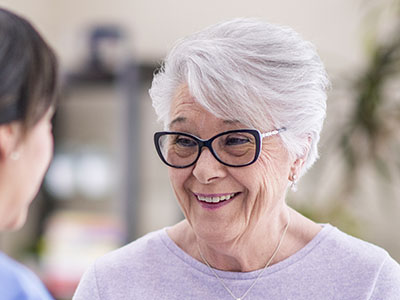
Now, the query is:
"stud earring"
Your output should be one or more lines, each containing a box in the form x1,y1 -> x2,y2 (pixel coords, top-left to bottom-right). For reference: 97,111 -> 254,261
10,151 -> 21,161
290,174 -> 298,192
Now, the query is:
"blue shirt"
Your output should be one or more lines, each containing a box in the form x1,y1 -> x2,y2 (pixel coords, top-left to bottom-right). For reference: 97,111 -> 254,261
0,252 -> 54,300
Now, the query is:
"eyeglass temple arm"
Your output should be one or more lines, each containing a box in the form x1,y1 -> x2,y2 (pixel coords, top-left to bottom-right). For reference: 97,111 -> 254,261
261,127 -> 286,138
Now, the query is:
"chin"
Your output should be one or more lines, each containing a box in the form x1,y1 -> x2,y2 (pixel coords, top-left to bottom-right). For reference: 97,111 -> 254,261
193,220 -> 240,244
4,210 -> 28,231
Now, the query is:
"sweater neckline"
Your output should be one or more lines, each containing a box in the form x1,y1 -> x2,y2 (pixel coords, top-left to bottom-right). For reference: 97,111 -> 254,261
159,223 -> 335,280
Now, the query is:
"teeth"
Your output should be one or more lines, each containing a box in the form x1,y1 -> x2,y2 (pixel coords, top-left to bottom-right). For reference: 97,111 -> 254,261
197,193 -> 236,203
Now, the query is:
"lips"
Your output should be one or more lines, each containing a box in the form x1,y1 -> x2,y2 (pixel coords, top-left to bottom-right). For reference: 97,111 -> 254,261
194,192 -> 240,209
196,193 -> 236,203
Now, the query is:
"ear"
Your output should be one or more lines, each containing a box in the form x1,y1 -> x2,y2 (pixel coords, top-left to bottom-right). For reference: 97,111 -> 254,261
288,136 -> 312,181
0,122 -> 22,160
289,157 -> 306,181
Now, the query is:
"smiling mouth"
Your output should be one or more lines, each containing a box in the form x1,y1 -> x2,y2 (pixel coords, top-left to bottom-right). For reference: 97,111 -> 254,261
195,193 -> 239,204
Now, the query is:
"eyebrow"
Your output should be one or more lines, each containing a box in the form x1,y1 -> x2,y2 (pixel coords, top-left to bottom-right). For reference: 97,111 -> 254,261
223,120 -> 240,124
169,116 -> 186,128
169,117 -> 240,128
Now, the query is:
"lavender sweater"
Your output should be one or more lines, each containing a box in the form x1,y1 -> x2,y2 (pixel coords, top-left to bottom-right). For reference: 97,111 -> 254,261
73,224 -> 400,299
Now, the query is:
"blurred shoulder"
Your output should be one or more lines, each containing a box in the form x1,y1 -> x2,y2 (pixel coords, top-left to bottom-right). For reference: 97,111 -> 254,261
0,252 -> 53,299
0,252 -> 24,286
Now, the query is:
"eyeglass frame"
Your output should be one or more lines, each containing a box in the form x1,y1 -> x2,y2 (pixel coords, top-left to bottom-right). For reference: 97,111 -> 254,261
154,127 -> 287,169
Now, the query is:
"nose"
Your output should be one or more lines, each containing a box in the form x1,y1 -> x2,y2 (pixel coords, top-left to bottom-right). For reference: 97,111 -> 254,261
192,148 -> 227,184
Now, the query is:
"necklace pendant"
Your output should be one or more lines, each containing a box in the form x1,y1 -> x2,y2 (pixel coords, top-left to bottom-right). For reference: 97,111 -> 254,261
237,298 -> 241,300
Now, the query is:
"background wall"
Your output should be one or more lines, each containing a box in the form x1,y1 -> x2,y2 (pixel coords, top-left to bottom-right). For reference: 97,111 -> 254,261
1,0 -> 367,68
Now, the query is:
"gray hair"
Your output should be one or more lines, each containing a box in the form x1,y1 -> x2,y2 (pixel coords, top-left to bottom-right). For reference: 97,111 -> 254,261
149,18 -> 330,176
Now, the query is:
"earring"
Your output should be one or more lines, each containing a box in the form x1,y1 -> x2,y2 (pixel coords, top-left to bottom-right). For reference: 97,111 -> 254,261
290,174 -> 298,192
10,151 -> 21,161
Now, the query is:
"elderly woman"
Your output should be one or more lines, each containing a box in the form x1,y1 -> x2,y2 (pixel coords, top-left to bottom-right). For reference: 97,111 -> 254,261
0,7 -> 57,299
74,18 -> 400,299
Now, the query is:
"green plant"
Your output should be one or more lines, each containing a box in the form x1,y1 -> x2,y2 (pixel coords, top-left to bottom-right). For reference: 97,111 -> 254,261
292,0 -> 400,236
340,0 -> 400,190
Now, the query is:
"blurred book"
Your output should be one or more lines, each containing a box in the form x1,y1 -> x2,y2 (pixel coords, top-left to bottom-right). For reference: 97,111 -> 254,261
40,210 -> 125,299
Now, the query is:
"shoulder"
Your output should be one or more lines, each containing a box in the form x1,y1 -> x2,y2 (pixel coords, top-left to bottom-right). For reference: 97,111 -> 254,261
0,252 -> 24,288
370,254 -> 400,298
314,225 -> 400,285
94,228 -> 167,271
73,228 -> 170,299
318,225 -> 391,266
0,252 -> 53,300
290,225 -> 400,298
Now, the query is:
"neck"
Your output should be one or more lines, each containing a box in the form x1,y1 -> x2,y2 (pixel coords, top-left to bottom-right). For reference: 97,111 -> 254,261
199,207 -> 291,272
169,204 -> 293,272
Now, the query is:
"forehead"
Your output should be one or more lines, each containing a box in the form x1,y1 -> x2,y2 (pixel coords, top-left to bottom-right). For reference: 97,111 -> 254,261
170,85 -> 200,114
169,85 -> 240,131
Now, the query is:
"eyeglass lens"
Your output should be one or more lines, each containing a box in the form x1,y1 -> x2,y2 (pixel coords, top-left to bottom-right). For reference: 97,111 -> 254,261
158,131 -> 258,167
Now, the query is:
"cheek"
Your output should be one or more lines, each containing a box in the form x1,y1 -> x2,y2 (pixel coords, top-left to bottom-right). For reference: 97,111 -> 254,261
168,168 -> 194,218
244,145 -> 291,200
257,148 -> 291,195
26,123 -> 54,185
6,206 -> 29,230
44,132 -> 53,162
168,168 -> 192,198
36,126 -> 54,165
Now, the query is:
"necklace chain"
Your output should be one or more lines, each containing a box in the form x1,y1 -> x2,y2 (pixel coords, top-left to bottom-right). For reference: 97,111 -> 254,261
197,213 -> 291,300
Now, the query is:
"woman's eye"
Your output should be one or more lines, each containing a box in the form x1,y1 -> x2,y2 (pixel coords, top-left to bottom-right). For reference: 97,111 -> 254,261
225,136 -> 250,146
175,137 -> 196,147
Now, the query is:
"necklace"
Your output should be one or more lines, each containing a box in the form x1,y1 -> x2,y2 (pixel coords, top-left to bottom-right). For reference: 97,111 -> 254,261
197,213 -> 291,300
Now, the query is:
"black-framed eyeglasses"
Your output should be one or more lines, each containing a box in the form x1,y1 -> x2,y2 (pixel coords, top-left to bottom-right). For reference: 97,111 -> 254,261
154,128 -> 286,168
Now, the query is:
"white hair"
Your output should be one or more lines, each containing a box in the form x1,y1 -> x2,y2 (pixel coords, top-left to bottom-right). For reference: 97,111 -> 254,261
149,18 -> 330,176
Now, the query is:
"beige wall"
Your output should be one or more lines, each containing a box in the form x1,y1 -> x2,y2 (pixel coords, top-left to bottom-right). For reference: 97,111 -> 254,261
1,0 -> 366,71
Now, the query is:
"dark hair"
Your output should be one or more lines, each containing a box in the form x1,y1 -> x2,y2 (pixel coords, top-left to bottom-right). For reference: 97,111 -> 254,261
0,8 -> 58,133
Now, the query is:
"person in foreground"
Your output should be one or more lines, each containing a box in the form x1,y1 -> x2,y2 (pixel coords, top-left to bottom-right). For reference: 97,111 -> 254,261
0,7 -> 57,300
74,18 -> 400,299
